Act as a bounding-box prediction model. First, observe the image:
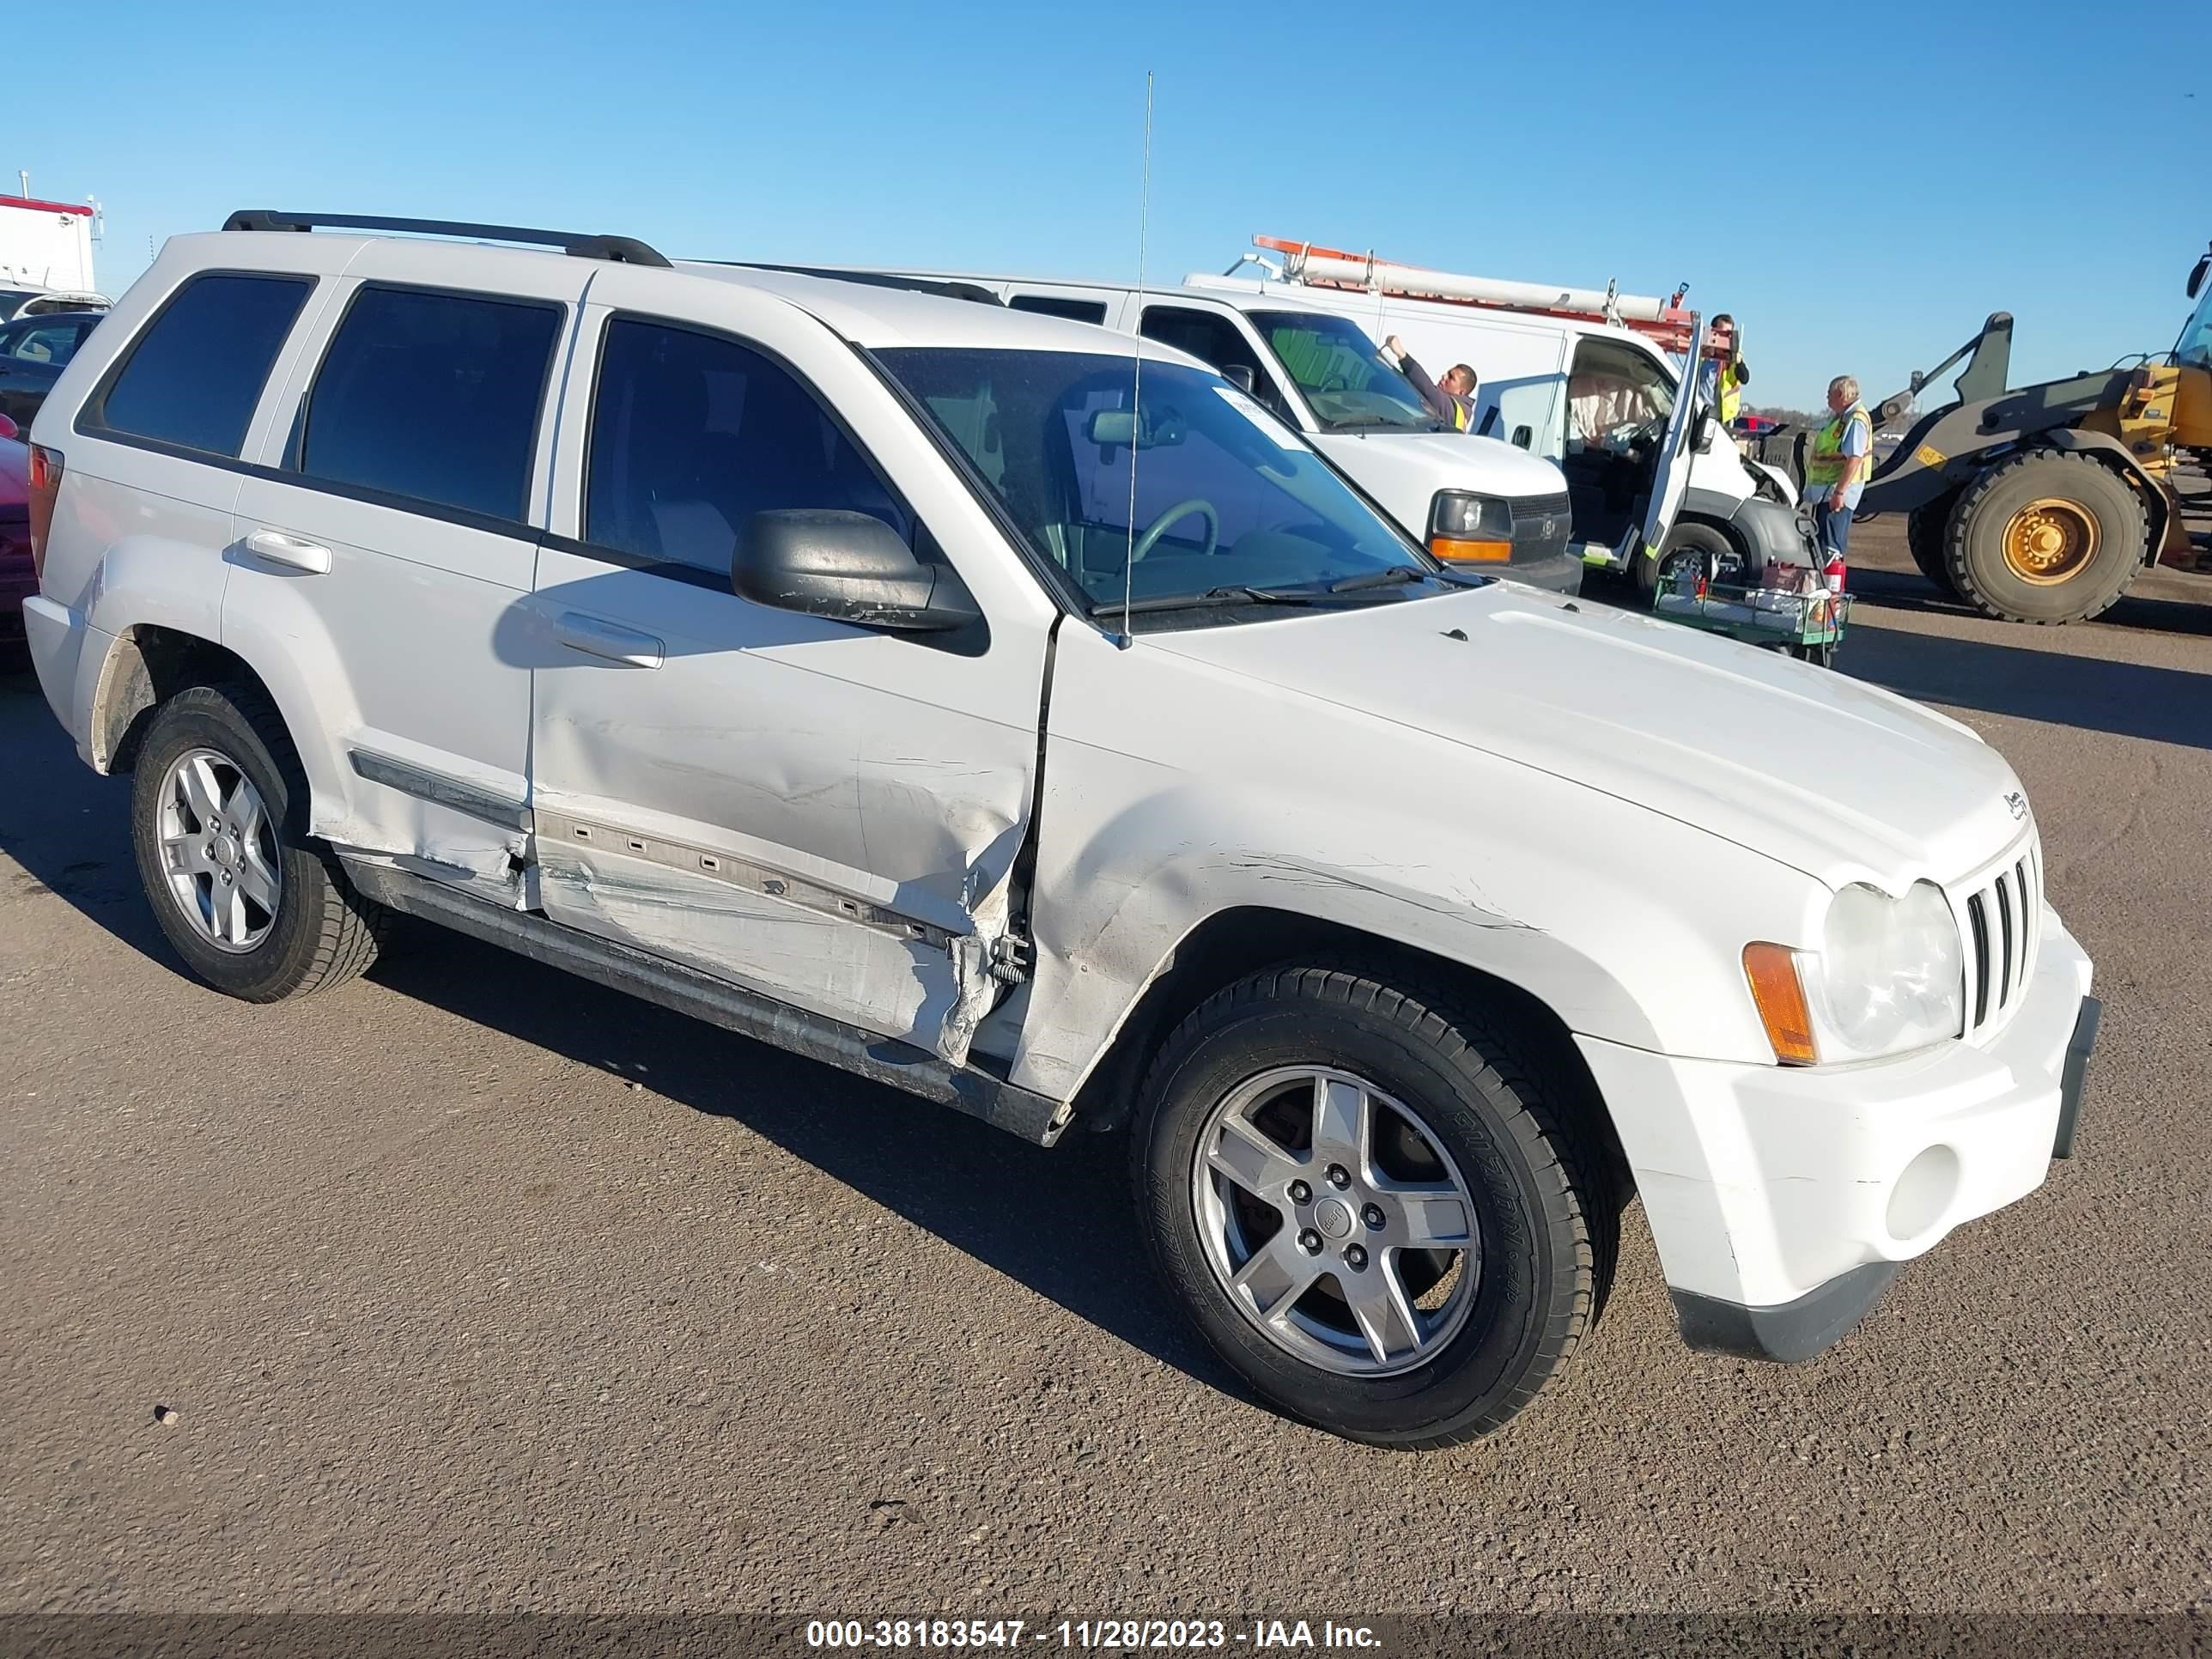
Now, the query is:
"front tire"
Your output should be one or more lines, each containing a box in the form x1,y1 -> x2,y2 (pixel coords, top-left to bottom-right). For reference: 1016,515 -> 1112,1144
1133,966 -> 1607,1448
1945,451 -> 2147,623
1635,520 -> 1735,600
130,683 -> 386,1002
1905,489 -> 1961,597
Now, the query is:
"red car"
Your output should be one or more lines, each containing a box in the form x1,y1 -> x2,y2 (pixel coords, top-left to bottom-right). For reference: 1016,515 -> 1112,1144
0,414 -> 33,656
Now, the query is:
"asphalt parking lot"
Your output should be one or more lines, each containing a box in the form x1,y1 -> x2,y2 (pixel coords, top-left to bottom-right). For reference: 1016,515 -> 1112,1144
3,519 -> 2209,1626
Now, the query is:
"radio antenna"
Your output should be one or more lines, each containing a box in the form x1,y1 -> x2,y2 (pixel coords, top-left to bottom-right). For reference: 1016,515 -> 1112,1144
1117,70 -> 1154,650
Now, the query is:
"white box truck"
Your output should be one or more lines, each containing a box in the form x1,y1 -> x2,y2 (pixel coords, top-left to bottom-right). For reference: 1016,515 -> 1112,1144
0,191 -> 105,321
1238,236 -> 1818,597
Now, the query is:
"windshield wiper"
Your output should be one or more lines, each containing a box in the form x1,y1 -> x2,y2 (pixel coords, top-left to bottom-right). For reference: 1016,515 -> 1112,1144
1088,584 -> 1333,619
1325,416 -> 1442,434
1325,564 -> 1488,594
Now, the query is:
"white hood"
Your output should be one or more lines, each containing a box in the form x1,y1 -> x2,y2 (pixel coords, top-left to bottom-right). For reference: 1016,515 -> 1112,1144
1306,429 -> 1566,538
1148,585 -> 2026,889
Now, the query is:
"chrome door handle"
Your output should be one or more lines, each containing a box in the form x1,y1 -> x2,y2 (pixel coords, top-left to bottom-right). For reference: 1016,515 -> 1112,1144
243,529 -> 333,574
554,611 -> 665,669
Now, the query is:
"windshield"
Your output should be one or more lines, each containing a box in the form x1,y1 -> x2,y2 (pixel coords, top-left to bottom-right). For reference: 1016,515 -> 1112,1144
1249,311 -> 1441,433
0,290 -> 39,325
2176,282 -> 2212,371
877,347 -> 1425,611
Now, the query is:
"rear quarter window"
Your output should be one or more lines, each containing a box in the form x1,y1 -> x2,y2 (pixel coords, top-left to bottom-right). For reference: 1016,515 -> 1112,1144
88,273 -> 313,457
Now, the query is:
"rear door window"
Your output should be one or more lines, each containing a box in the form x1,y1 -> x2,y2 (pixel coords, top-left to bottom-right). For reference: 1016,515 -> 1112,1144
90,273 -> 313,457
293,285 -> 562,522
583,316 -> 915,574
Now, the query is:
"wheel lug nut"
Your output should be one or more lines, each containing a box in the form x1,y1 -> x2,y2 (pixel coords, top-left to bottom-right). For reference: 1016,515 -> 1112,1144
1297,1229 -> 1322,1255
1362,1204 -> 1385,1230
221,872 -> 234,884
1326,1164 -> 1351,1188
1287,1180 -> 1311,1205
1344,1244 -> 1368,1271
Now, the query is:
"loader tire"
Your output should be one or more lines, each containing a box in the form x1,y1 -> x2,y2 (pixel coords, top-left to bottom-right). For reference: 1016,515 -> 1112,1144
1906,489 -> 1961,598
1945,451 -> 2147,624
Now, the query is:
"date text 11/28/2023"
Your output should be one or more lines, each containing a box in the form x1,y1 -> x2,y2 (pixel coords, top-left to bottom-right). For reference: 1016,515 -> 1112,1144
804,1619 -> 1383,1650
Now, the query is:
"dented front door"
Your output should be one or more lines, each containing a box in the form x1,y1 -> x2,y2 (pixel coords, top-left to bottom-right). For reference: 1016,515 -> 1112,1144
523,279 -> 1048,1062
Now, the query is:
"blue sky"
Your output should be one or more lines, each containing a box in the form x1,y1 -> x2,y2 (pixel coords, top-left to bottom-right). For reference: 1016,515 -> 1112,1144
15,0 -> 2210,410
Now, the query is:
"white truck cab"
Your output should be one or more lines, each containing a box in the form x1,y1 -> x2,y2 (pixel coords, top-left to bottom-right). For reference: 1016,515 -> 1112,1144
1240,238 -> 1819,596
23,212 -> 2100,1449
796,264 -> 1584,592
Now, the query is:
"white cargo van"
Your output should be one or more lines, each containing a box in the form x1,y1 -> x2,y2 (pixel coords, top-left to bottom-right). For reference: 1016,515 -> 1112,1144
785,264 -> 1588,592
1240,238 -> 1819,596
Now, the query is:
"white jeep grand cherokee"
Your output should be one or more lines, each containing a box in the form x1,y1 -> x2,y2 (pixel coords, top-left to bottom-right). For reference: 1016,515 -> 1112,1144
21,213 -> 2100,1447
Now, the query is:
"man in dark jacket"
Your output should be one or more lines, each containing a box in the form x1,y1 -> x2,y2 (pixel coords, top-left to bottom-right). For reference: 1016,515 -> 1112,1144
1382,334 -> 1478,431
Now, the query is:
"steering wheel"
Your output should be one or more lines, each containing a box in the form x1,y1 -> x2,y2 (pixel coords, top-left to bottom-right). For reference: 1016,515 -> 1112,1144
1130,499 -> 1219,562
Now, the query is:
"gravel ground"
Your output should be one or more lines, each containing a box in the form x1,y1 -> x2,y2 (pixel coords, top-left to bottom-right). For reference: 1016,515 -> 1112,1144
2,519 -> 2209,1638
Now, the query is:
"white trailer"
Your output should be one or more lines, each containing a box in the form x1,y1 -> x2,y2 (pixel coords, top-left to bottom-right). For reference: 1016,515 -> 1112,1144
2,192 -> 100,308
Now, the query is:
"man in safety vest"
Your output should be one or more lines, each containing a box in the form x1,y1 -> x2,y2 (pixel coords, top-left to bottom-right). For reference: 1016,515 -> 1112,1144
1802,374 -> 1874,564
1382,334 -> 1478,431
1698,315 -> 1750,426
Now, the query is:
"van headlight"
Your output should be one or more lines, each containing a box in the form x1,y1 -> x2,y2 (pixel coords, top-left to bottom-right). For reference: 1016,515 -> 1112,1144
1742,882 -> 1964,1065
1429,491 -> 1514,562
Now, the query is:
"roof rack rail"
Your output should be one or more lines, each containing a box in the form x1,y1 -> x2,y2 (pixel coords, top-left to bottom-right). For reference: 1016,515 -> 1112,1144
222,210 -> 671,269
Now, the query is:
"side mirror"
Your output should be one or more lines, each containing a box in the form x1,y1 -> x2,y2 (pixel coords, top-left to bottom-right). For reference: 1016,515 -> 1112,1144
732,510 -> 981,634
1692,410 -> 1718,453
2189,252 -> 2209,301
1221,363 -> 1256,394
0,413 -> 17,441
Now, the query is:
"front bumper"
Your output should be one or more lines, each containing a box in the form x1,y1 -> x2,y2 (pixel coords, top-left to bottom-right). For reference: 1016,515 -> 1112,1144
1577,912 -> 2098,1360
1476,547 -> 1583,593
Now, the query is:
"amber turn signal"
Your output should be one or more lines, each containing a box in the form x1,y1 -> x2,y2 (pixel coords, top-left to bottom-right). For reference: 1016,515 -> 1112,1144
1742,942 -> 1818,1066
1429,536 -> 1512,563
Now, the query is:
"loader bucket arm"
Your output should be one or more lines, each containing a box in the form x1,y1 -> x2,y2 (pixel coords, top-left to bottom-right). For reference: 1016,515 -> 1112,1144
1861,363 -> 2138,518
1869,313 -> 2015,433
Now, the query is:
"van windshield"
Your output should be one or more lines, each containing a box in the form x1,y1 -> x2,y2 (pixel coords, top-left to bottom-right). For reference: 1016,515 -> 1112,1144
876,347 -> 1432,614
1249,312 -> 1442,434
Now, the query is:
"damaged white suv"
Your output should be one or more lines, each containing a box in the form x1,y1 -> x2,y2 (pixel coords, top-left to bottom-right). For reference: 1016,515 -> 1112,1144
22,214 -> 2101,1447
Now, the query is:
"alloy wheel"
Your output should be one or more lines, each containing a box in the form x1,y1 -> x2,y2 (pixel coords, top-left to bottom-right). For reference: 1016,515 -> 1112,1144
1189,1066 -> 1481,1376
155,747 -> 282,953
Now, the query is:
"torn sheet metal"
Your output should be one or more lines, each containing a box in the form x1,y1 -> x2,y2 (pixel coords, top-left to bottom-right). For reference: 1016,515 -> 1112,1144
533,836 -> 963,1055
319,800 -> 527,911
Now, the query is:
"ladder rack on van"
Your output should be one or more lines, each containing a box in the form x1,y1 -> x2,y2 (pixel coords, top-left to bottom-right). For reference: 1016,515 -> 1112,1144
1248,234 -> 1727,356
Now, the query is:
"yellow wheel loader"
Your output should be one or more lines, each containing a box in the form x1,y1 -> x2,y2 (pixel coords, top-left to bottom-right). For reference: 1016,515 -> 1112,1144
1819,242 -> 2212,623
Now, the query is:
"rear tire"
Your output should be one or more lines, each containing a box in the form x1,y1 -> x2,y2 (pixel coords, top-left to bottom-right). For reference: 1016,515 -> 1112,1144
1906,489 -> 1961,597
129,683 -> 386,1002
1944,451 -> 2147,623
1132,965 -> 1606,1448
